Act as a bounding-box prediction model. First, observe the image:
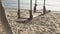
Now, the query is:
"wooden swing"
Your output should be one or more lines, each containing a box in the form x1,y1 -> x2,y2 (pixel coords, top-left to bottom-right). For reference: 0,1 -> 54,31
33,0 -> 46,14
16,0 -> 47,23
16,0 -> 33,23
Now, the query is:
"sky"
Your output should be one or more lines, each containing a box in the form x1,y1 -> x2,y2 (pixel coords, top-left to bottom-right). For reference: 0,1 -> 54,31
2,0 -> 60,11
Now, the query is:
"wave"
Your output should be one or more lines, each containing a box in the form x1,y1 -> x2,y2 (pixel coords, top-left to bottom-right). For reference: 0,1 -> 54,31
2,0 -> 60,11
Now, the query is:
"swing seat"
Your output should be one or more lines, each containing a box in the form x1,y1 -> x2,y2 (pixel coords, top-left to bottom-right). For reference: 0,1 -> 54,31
15,18 -> 30,23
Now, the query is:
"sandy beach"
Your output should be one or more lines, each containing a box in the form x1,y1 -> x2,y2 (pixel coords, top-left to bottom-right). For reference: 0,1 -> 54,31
0,8 -> 60,34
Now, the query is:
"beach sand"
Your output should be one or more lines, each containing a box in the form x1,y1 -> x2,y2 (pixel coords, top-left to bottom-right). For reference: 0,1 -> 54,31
0,8 -> 60,34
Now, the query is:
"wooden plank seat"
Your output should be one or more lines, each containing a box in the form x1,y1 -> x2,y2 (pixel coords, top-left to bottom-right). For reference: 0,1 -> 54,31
15,18 -> 31,23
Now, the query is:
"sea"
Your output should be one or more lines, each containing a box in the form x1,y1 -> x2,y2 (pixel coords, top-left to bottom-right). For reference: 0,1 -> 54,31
2,0 -> 60,11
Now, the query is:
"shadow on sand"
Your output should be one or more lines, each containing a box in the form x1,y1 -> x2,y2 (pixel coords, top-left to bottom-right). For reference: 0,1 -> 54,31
16,10 -> 51,23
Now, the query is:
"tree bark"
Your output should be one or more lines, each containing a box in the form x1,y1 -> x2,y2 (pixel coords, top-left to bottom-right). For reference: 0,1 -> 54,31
0,0 -> 13,34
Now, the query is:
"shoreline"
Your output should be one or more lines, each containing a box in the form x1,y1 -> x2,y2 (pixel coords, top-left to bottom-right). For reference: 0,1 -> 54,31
5,8 -> 60,13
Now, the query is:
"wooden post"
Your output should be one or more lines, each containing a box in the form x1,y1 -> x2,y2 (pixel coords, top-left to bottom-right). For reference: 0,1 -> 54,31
18,0 -> 20,19
43,0 -> 46,14
34,0 -> 37,12
0,0 -> 13,34
29,0 -> 33,19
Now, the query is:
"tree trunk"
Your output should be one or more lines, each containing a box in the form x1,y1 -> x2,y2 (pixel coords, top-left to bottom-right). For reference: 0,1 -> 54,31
0,0 -> 13,34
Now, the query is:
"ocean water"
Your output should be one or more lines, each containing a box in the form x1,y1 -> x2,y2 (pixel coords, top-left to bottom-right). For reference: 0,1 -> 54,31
2,0 -> 60,11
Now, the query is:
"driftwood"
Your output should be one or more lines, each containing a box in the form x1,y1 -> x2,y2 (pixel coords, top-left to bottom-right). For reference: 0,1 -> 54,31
0,0 -> 13,34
